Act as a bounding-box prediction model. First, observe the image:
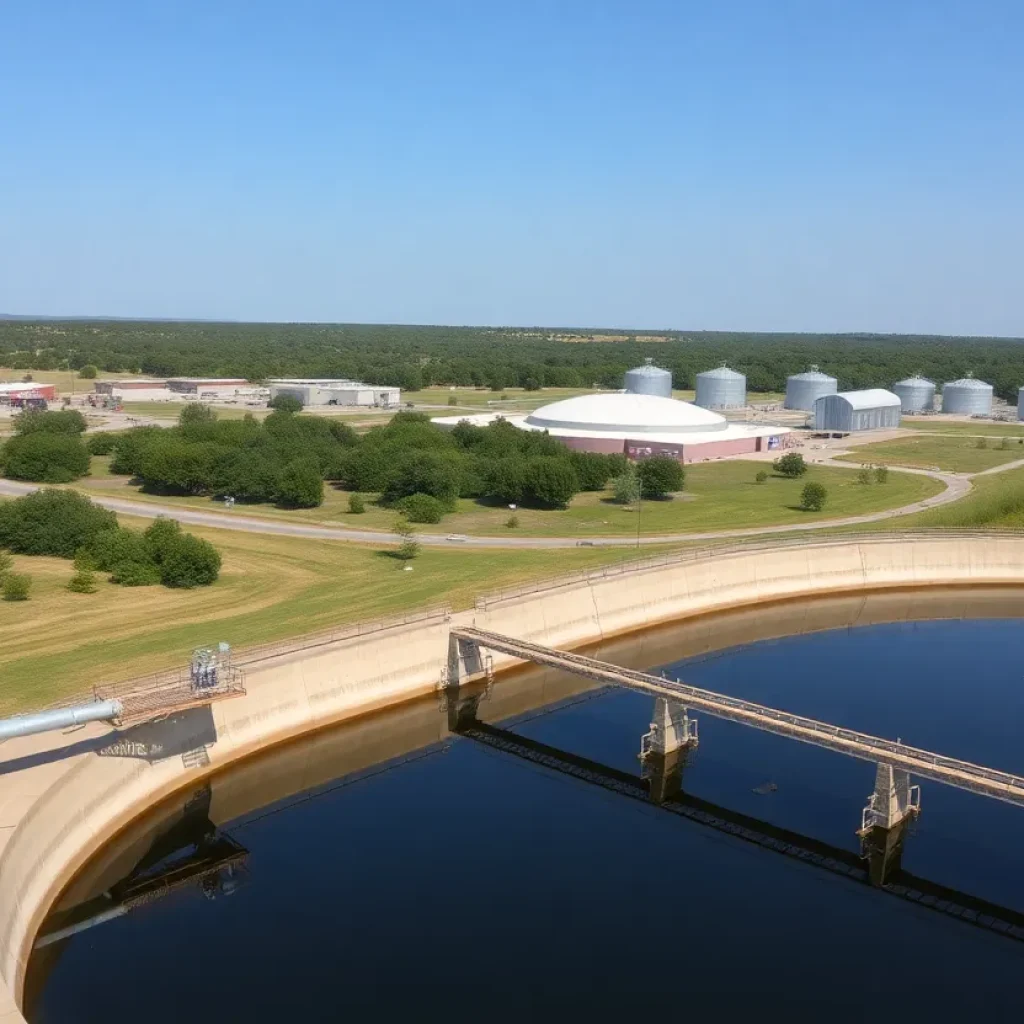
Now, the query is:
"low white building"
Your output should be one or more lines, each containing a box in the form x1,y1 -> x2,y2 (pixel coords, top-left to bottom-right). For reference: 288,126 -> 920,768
268,379 -> 401,408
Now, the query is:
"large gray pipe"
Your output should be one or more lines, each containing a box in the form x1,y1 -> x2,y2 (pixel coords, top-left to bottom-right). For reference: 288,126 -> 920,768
0,699 -> 123,742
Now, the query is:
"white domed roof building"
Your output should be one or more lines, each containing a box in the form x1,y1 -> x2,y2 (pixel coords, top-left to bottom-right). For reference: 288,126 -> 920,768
433,391 -> 788,463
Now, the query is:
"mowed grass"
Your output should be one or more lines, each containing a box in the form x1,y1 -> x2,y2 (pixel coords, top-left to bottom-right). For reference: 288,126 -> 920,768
838,435 -> 1024,473
901,419 -> 1024,438
75,458 -> 943,538
0,518 -> 660,714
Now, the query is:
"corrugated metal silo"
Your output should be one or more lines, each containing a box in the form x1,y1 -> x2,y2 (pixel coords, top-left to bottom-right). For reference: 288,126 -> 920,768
784,365 -> 838,411
893,375 -> 936,413
694,364 -> 746,409
1018,387 -> 1024,422
941,375 -> 993,416
624,358 -> 673,399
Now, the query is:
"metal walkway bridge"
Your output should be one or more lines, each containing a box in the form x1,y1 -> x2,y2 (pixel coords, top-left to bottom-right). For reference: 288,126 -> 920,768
451,627 -> 1024,817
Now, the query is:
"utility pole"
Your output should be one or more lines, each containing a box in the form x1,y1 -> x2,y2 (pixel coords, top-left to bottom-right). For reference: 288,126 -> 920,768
635,490 -> 642,550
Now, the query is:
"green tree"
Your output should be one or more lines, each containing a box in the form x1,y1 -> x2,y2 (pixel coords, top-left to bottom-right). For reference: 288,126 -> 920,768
801,481 -> 828,511
975,437 -> 988,449
68,567 -> 98,593
78,364 -> 98,379
348,492 -> 366,514
612,467 -> 640,504
394,519 -> 420,561
857,467 -> 873,485
637,456 -> 685,498
505,514 -> 519,529
2,573 -> 31,601
269,394 -> 303,413
396,493 -> 446,523
0,489 -> 117,557
87,431 -> 122,456
0,550 -> 12,579
773,452 -> 808,477
755,470 -> 768,484
14,408 -> 87,435
157,533 -> 222,588
524,457 -> 579,508
278,457 -> 324,507
1000,436 -> 1012,450
2,432 -> 91,482
486,457 -> 528,504
875,465 -> 889,484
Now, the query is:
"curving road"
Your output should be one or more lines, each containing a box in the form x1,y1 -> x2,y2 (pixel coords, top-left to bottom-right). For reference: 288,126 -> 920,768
0,462 -> 975,549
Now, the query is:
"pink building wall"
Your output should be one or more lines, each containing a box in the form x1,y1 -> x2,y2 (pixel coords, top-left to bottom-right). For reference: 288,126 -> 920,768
549,433 -> 784,463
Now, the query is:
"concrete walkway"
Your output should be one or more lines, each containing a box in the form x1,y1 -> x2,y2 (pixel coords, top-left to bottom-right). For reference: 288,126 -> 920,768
0,461 -> 972,549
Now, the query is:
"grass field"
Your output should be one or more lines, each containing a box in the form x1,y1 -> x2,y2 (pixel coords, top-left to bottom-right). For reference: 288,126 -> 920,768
0,519 -> 661,714
838,435 -> 1024,474
901,419 -> 1024,438
77,457 -> 943,537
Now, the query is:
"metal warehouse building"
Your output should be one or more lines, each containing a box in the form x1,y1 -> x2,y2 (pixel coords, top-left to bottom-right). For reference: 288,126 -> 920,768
813,389 -> 901,433
268,379 -> 401,408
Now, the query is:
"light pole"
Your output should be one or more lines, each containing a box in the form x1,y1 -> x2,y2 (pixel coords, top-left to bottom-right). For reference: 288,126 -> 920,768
635,490 -> 642,550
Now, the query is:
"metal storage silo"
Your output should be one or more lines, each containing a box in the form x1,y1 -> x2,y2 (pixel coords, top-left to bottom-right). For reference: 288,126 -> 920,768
624,358 -> 673,399
694,364 -> 747,409
1018,386 -> 1024,422
784,365 -> 837,411
941,375 -> 993,416
893,375 -> 936,414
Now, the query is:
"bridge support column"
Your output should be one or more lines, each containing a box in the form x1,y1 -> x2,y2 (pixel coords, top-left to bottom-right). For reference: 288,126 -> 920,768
860,817 -> 912,886
859,763 -> 921,834
640,698 -> 697,804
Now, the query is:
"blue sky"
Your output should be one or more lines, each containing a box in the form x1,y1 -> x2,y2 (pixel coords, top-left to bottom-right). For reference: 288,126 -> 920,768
1,1 -> 1022,334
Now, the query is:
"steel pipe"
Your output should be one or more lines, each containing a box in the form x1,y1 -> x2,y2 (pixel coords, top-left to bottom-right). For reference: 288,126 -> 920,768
0,699 -> 123,742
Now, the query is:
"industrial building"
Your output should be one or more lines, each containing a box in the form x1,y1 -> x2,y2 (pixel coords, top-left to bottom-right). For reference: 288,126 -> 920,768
941,376 -> 993,416
167,377 -> 250,395
433,392 -> 788,463
93,379 -> 168,395
623,359 -> 672,399
784,366 -> 837,411
694,365 -> 746,409
813,389 -> 901,433
0,381 -> 57,406
892,376 -> 936,413
267,379 -> 401,408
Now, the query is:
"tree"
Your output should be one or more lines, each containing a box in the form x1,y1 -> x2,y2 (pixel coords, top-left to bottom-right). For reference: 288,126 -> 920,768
637,456 -> 685,499
382,451 -> 461,506
755,470 -> 768,484
269,393 -> 303,413
524,457 -> 579,508
78,364 -> 98,379
857,467 -> 873,485
2,432 -> 91,482
348,492 -> 365,514
0,489 -> 117,557
486,457 -> 528,504
396,493 -> 446,523
87,431 -> 122,455
773,452 -> 808,477
0,550 -> 12,578
801,481 -> 828,511
156,533 -> 222,588
613,467 -> 640,504
874,465 -> 889,484
14,409 -> 87,435
2,573 -> 31,601
278,457 -> 324,507
68,567 -> 98,593
975,437 -> 988,449
394,519 -> 419,561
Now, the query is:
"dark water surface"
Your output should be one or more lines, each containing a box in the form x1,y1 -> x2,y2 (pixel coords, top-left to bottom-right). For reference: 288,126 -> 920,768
28,590 -> 1024,1023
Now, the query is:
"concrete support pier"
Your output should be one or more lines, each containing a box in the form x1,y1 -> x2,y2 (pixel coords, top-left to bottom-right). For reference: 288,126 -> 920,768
641,698 -> 698,804
860,763 -> 921,833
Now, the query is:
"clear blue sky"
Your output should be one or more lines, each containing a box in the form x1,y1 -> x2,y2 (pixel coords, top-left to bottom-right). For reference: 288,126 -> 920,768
1,1 -> 1022,334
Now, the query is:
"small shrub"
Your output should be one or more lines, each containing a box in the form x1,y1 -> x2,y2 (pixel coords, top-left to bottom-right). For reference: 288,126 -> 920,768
79,364 -> 98,379
0,550 -> 13,578
875,465 -> 889,484
396,493 -> 446,524
637,456 -> 685,499
73,547 -> 97,572
87,432 -> 122,456
801,481 -> 828,511
505,514 -> 519,529
856,467 -> 873,485
268,394 -> 303,413
773,452 -> 808,477
394,519 -> 420,561
612,469 -> 640,505
348,492 -> 366,514
1000,437 -> 1011,450
3,573 -> 31,601
976,437 -> 988,449
68,569 -> 98,594
157,534 -> 222,588
447,396 -> 458,406
110,560 -> 161,586
755,470 -> 768,484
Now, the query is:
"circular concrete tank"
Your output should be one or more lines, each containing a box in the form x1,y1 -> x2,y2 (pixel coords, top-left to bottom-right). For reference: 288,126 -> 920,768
694,365 -> 747,410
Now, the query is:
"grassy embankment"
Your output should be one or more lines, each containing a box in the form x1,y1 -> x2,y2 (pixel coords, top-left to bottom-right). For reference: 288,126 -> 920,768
77,458 -> 943,538
838,435 -> 1024,474
0,518 -> 662,714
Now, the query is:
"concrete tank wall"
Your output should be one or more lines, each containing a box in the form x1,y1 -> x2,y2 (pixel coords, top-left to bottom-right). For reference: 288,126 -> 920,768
3,535 -> 1024,1019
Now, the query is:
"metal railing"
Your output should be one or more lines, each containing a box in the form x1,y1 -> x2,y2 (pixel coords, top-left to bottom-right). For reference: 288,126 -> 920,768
454,626 -> 1024,807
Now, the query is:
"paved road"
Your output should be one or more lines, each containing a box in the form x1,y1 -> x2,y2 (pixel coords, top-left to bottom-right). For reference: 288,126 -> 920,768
0,461 -> 976,549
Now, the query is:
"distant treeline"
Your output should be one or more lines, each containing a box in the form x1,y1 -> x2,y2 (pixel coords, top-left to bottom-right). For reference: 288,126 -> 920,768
2,321 -> 1023,401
